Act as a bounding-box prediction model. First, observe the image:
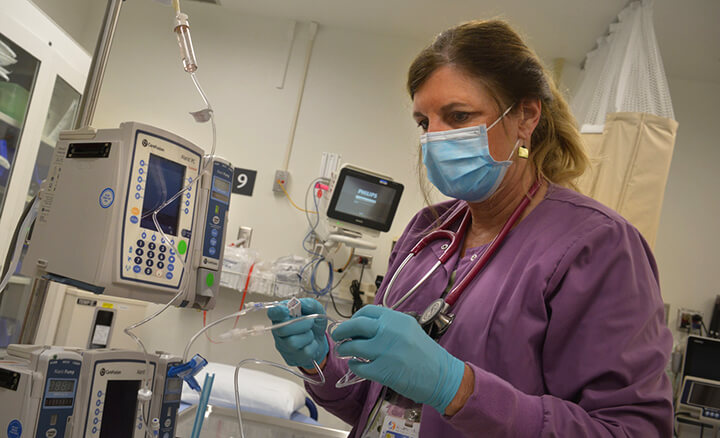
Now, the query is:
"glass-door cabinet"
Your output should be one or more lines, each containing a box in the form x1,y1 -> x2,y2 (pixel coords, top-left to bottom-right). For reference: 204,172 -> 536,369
0,0 -> 90,347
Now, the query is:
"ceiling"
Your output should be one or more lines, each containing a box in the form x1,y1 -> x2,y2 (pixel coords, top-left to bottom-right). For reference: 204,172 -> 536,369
196,0 -> 720,84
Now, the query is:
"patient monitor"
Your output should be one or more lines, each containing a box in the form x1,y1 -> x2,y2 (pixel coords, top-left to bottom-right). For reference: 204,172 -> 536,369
318,164 -> 403,249
21,122 -> 232,310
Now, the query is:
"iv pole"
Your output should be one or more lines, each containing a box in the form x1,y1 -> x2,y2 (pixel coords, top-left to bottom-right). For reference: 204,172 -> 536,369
75,0 -> 124,130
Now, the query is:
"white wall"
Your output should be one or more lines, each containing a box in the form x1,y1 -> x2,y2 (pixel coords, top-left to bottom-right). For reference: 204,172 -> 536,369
654,77 -> 720,344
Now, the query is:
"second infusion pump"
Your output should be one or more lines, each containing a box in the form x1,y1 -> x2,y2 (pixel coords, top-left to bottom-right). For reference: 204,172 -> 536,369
22,122 -> 231,309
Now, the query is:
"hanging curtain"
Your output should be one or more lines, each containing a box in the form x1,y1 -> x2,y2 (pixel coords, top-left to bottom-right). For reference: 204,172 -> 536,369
571,0 -> 677,248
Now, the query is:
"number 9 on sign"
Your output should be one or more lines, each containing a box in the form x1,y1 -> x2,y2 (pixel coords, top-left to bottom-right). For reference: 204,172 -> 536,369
236,173 -> 248,189
232,168 -> 257,196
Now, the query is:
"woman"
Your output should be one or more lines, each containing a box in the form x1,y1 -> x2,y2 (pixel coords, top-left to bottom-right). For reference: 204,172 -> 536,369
268,20 -> 673,437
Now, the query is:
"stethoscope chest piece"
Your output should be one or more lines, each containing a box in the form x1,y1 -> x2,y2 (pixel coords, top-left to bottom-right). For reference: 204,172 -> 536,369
418,298 -> 454,340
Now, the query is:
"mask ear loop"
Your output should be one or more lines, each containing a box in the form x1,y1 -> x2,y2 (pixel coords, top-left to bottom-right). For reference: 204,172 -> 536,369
487,104 -> 515,131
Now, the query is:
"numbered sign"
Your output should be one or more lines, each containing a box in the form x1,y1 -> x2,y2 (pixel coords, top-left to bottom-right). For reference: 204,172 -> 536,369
232,168 -> 257,196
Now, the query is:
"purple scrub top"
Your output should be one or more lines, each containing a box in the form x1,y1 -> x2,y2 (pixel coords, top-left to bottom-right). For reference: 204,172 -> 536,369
307,185 -> 673,437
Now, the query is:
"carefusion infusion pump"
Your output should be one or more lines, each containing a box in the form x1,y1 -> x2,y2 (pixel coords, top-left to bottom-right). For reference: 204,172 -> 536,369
0,346 -> 183,438
0,346 -> 81,438
317,164 -> 403,250
22,122 -> 232,309
676,336 -> 720,430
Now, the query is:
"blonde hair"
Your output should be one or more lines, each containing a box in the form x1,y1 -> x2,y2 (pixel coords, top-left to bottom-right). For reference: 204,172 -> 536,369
408,19 -> 588,188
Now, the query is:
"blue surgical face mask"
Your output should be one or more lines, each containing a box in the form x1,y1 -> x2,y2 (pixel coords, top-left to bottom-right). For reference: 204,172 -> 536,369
421,105 -> 520,202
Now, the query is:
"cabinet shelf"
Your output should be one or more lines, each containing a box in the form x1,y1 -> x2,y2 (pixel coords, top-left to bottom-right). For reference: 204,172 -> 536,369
0,111 -> 20,129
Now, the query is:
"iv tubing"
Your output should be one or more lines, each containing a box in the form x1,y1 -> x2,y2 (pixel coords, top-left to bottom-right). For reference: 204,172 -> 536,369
184,310 -> 337,361
123,48 -> 217,420
182,301 -> 283,361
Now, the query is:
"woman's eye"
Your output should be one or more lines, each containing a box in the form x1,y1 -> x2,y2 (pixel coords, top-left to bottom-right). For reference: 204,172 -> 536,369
451,112 -> 470,123
416,119 -> 428,131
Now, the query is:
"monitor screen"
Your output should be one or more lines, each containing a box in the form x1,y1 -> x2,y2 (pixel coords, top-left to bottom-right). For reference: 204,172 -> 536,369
326,167 -> 403,233
99,380 -> 141,438
690,382 -> 720,409
684,337 -> 720,381
140,154 -> 186,236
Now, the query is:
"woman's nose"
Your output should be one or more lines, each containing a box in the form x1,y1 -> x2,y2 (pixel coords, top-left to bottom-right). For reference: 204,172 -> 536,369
426,118 -> 452,133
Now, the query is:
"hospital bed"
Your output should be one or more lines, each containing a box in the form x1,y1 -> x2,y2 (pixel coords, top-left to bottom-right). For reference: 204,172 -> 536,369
177,404 -> 349,438
178,361 -> 350,437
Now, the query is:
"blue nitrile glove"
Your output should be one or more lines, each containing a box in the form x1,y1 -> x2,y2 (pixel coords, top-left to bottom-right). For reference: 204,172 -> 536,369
267,298 -> 329,370
331,305 -> 465,414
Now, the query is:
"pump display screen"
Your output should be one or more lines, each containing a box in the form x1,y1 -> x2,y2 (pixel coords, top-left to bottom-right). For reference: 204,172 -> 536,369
140,154 -> 186,236
99,380 -> 141,438
213,178 -> 230,193
326,168 -> 403,233
48,379 -> 75,393
690,383 -> 720,409
44,397 -> 73,407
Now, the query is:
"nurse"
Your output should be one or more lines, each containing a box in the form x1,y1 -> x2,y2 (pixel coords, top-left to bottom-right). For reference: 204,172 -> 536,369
268,19 -> 673,437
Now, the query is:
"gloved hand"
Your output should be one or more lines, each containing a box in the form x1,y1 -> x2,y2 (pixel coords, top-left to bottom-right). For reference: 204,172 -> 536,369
267,298 -> 329,370
331,305 -> 465,414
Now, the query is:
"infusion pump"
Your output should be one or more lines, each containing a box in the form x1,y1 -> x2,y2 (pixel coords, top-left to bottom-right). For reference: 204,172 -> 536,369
22,122 -> 232,310
0,345 -> 182,438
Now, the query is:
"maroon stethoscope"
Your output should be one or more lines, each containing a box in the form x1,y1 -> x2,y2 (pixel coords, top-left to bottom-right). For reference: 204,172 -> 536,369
382,179 -> 543,338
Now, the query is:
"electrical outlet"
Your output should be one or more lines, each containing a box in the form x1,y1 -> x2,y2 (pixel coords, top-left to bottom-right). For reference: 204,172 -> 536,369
236,226 -> 252,248
273,169 -> 290,193
357,255 -> 373,268
677,308 -> 704,330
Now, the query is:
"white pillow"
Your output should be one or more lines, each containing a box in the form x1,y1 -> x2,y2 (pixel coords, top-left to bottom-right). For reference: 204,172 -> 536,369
181,361 -> 307,419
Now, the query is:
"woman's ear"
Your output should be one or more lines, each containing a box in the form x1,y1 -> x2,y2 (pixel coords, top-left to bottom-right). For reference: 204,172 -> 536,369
517,98 -> 542,145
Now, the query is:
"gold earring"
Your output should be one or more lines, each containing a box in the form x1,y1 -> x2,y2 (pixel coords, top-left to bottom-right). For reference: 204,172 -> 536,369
518,144 -> 529,159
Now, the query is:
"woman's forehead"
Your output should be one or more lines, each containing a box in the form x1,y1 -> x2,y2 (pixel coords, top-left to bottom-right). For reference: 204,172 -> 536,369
412,65 -> 494,112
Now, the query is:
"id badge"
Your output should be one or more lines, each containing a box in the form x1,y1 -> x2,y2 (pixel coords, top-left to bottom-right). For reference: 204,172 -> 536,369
362,388 -> 421,438
380,412 -> 421,438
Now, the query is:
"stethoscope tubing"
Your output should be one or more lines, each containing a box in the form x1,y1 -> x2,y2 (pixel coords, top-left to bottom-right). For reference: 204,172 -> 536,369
382,179 -> 543,310
383,257 -> 442,309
